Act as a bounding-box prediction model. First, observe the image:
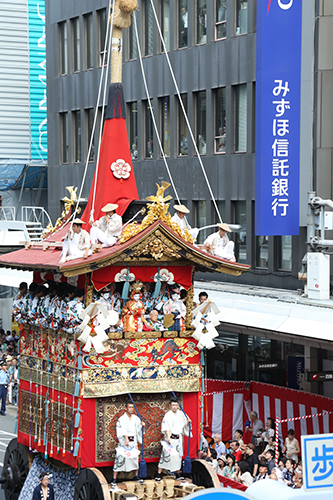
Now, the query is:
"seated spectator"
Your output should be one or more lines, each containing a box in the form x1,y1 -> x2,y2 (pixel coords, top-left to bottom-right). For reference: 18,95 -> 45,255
254,459 -> 270,481
264,449 -> 275,474
235,429 -> 244,448
262,417 -> 275,444
216,456 -> 227,475
258,435 -> 276,459
244,443 -> 259,477
283,458 -> 295,487
230,440 -> 242,461
213,433 -> 226,458
221,454 -> 236,479
209,449 -> 220,473
234,461 -> 253,486
274,457 -> 286,482
283,429 -> 300,462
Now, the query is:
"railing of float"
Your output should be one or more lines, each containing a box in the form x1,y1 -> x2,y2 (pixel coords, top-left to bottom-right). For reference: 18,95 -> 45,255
0,206 -> 16,221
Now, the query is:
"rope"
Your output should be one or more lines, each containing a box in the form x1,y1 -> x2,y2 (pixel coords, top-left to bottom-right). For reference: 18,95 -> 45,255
71,0 -> 115,225
149,0 -> 223,225
133,13 -> 181,205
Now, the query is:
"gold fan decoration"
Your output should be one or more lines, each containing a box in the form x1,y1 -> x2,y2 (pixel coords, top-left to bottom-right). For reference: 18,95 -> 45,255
42,186 -> 81,239
119,181 -> 194,244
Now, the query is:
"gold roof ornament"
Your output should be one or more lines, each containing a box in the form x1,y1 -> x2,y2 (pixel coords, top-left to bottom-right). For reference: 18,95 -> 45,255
119,182 -> 195,244
42,186 -> 81,239
130,280 -> 144,292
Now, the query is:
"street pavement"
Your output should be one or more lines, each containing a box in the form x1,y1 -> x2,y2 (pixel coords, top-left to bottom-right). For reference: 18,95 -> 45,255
0,404 -> 18,500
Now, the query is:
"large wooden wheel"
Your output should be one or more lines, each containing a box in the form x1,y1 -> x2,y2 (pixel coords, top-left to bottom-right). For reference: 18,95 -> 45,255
1,438 -> 30,500
74,468 -> 111,500
191,459 -> 221,489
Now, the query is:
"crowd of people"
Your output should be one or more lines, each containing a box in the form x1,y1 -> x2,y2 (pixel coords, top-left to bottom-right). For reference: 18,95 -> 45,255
0,329 -> 19,413
200,411 -> 302,489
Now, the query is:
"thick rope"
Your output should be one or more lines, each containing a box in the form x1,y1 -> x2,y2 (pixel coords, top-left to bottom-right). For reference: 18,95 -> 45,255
133,13 -> 181,205
149,0 -> 223,224
71,0 -> 114,225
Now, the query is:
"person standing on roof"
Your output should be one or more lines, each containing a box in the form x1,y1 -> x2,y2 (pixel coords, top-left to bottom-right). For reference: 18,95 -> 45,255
171,204 -> 199,240
60,219 -> 91,264
90,203 -> 122,247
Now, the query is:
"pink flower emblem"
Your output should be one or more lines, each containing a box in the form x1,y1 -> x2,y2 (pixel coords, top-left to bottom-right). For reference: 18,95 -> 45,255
111,159 -> 131,180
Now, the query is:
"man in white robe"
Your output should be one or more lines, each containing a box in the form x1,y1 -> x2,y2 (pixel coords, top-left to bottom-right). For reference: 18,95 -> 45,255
60,219 -> 91,264
203,222 -> 236,262
171,205 -> 199,240
90,203 -> 122,247
111,401 -> 145,486
156,398 -> 191,481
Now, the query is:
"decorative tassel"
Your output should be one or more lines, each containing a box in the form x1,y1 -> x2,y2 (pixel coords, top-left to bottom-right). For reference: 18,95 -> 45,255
74,376 -> 80,397
77,346 -> 83,371
74,400 -> 83,428
122,281 -> 130,300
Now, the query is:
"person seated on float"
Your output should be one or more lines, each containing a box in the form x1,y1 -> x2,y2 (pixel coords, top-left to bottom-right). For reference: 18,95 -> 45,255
22,282 -> 38,323
122,286 -> 146,333
60,218 -> 91,264
64,289 -> 85,333
203,222 -> 236,262
163,286 -> 186,332
90,203 -> 122,247
12,282 -> 28,324
143,309 -> 165,332
171,204 -> 199,240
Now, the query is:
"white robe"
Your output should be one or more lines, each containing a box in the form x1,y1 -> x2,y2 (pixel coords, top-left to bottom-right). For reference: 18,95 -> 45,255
90,213 -> 122,246
171,213 -> 199,240
158,409 -> 190,472
113,413 -> 142,472
203,231 -> 235,261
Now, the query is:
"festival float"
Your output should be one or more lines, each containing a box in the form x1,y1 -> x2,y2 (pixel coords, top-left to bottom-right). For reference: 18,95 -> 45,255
0,1 -> 250,499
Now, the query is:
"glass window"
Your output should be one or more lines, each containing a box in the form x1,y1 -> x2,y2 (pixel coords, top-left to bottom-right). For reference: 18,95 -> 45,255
178,94 -> 188,156
161,97 -> 170,157
86,108 -> 95,162
129,102 -> 138,160
197,201 -> 207,244
216,200 -> 226,223
197,1 -> 207,44
216,0 -> 227,40
161,0 -> 170,52
235,84 -> 247,152
235,201 -> 247,263
72,18 -> 80,73
59,22 -> 68,75
197,91 -> 206,155
73,111 -> 82,163
145,101 -> 154,158
236,0 -> 248,35
98,8 -> 107,66
129,20 -> 138,60
179,1 -> 188,48
85,13 -> 94,69
278,235 -> 292,271
215,88 -> 226,153
60,113 -> 69,164
256,236 -> 269,268
145,0 -> 154,56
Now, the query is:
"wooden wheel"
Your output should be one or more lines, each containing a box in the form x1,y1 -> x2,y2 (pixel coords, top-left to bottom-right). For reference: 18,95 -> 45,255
1,438 -> 30,500
191,459 -> 221,489
74,468 -> 111,500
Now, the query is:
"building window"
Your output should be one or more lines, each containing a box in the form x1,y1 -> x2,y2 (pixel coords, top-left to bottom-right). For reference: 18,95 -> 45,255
179,1 -> 188,48
236,0 -> 248,35
216,200 -> 226,223
73,111 -> 82,163
145,101 -> 154,158
256,236 -> 269,268
161,0 -> 171,52
72,18 -> 80,73
216,0 -> 227,40
197,1 -> 207,45
144,0 -> 154,56
178,94 -> 188,156
277,236 -> 292,271
196,201 -> 207,244
60,113 -> 69,164
235,84 -> 247,152
234,201 -> 247,263
160,97 -> 170,157
85,13 -> 94,69
215,88 -> 226,153
197,91 -> 206,155
86,108 -> 95,162
129,102 -> 138,160
129,20 -> 138,60
59,22 -> 68,75
98,8 -> 107,66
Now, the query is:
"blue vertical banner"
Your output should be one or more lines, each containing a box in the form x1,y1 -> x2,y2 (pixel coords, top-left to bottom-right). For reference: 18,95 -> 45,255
28,0 -> 47,160
255,0 -> 302,236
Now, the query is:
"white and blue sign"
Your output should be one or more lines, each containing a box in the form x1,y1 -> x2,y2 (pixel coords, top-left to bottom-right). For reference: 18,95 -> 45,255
255,0 -> 302,236
302,433 -> 333,490
28,0 -> 47,160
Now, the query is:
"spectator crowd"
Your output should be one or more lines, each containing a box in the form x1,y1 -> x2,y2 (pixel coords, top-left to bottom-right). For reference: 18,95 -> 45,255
200,410 -> 303,489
